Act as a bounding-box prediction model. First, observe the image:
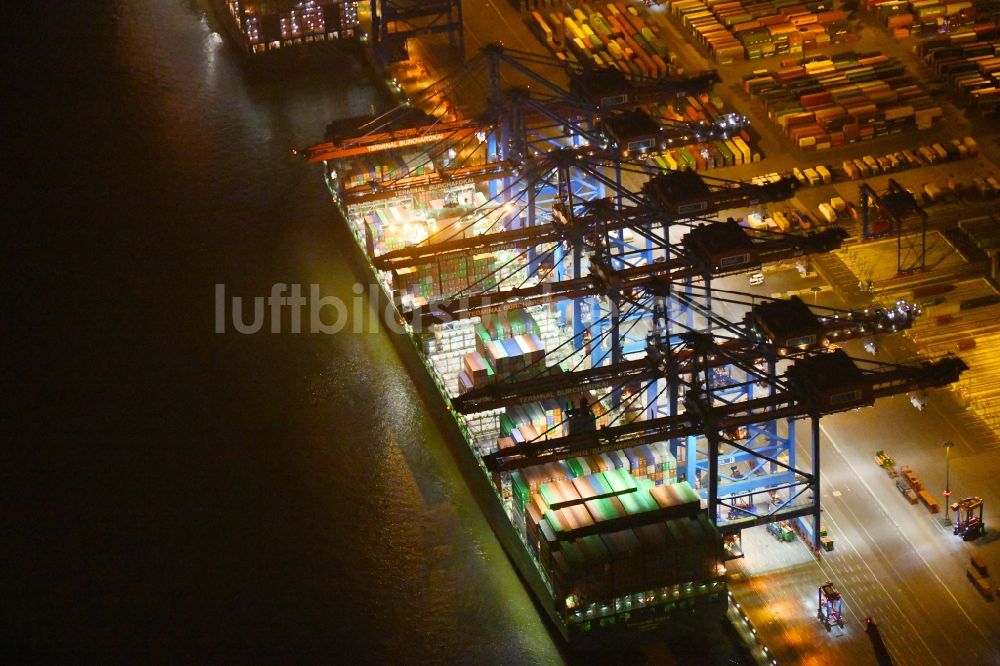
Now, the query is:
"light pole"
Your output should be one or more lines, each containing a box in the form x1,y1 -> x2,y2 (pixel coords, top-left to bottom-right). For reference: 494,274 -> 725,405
943,440 -> 954,521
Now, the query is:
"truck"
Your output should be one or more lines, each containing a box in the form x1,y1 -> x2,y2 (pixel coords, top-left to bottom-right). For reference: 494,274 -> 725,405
918,145 -> 938,164
902,149 -> 923,168
963,135 -> 978,156
772,210 -> 791,232
987,175 -> 1000,196
796,210 -> 814,230
972,177 -> 993,199
947,174 -> 964,198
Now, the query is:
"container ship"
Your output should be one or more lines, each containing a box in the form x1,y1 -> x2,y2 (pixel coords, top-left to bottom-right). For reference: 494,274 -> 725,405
305,147 -> 730,647
297,53 -> 742,649
213,0 -> 359,58
299,43 -> 965,649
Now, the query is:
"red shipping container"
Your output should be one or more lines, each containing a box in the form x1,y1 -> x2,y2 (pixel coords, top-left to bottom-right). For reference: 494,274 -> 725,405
759,14 -> 788,26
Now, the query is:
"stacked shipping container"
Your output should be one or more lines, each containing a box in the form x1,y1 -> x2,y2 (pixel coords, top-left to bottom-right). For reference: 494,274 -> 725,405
650,135 -> 755,171
458,308 -> 560,392
865,0 -> 977,38
636,96 -> 762,170
461,332 -> 546,388
511,468 -> 722,613
505,441 -> 678,486
744,52 -> 945,150
667,0 -> 852,62
919,36 -> 1000,114
424,309 -> 586,453
340,152 -> 435,191
528,2 -> 674,78
393,253 -> 498,303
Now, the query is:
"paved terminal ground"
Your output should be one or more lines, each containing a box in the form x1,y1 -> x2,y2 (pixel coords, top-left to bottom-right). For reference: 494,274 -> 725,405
718,261 -> 1000,665
364,2 -> 1000,662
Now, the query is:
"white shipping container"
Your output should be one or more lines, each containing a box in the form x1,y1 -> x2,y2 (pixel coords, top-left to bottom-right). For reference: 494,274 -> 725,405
818,203 -> 837,224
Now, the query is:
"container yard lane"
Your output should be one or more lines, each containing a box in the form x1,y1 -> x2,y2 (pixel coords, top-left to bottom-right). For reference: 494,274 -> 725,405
818,397 -> 1000,659
720,268 -> 1000,665
726,393 -> 1000,665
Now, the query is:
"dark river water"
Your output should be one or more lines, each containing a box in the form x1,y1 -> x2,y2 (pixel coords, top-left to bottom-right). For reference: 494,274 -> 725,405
5,2 -> 562,661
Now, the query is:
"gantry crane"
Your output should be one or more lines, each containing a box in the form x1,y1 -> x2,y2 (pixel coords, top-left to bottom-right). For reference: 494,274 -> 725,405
302,43 -> 968,554
859,179 -> 928,274
951,496 -> 985,540
369,0 -> 463,65
818,581 -> 844,627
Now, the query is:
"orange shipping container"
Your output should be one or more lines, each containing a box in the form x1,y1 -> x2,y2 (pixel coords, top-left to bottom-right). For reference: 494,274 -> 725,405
651,53 -> 668,77
789,13 -> 819,26
725,139 -> 743,165
732,20 -> 762,33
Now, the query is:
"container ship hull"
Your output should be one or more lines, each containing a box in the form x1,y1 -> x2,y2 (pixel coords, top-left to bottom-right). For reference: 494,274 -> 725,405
320,169 -> 729,650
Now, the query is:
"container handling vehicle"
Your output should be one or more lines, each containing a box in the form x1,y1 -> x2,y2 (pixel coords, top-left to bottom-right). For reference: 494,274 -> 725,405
818,581 -> 844,628
951,496 -> 985,541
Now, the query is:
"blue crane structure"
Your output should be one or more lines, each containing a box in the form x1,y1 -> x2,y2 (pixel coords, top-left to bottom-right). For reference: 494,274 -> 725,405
302,44 -> 965,554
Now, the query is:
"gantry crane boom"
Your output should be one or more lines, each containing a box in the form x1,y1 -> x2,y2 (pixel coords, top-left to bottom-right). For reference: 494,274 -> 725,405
302,119 -> 484,163
453,293 -> 919,414
403,226 -> 848,324
452,340 -> 759,414
482,353 -> 966,474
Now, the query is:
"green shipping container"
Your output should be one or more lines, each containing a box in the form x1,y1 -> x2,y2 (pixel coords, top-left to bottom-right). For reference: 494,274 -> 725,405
512,471 -> 529,506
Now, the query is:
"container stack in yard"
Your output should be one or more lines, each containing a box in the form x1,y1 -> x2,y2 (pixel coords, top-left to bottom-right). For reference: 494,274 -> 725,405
527,2 -> 675,77
670,0 -> 745,62
666,0 -> 852,63
743,51 -> 945,150
641,96 -> 763,170
865,0 -> 979,38
957,215 -> 1000,280
650,131 -> 757,171
917,34 -> 1000,115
